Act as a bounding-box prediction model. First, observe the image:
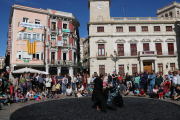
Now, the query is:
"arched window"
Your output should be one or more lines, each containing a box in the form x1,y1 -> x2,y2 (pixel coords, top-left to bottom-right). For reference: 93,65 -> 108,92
169,12 -> 172,17
165,14 -> 168,17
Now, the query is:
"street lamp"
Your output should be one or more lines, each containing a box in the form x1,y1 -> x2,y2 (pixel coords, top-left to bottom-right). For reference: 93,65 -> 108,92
110,50 -> 119,74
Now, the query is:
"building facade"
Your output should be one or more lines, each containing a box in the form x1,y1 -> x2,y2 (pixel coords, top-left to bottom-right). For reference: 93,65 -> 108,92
0,57 -> 5,70
6,5 -> 80,77
86,0 -> 180,76
45,9 -> 80,76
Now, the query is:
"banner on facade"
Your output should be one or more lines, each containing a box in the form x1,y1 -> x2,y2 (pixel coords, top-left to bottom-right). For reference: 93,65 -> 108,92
27,39 -> 37,54
24,59 -> 29,63
8,25 -> 11,55
19,22 -> 44,29
57,41 -> 63,46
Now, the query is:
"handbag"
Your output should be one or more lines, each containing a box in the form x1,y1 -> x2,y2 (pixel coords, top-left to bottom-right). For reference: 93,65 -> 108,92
56,83 -> 61,89
21,83 -> 26,88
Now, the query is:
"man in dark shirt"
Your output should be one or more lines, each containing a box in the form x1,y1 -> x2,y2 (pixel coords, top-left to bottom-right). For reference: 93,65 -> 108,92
67,74 -> 72,87
140,70 -> 148,93
38,74 -> 44,91
26,72 -> 33,91
112,71 -> 118,86
108,73 -> 112,85
57,73 -> 63,94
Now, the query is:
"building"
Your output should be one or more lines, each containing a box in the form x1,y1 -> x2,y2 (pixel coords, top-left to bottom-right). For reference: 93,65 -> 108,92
82,37 -> 90,73
0,57 -> 5,70
86,0 -> 180,76
45,9 -> 80,76
6,5 -> 80,77
80,38 -> 85,63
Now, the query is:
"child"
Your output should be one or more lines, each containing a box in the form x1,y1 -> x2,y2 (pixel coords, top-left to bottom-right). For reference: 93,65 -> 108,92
34,90 -> 44,101
89,85 -> 94,96
82,89 -> 88,96
140,88 -> 145,97
134,88 -> 140,96
47,89 -> 55,99
19,93 -> 25,102
66,85 -> 73,96
159,86 -> 164,99
26,90 -> 34,101
174,85 -> 180,100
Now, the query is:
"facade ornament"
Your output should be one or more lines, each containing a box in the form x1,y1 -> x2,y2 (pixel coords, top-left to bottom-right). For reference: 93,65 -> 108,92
97,15 -> 103,22
165,38 -> 175,42
128,38 -> 139,43
62,49 -> 69,53
153,38 -> 164,42
115,39 -> 126,43
50,48 -> 58,52
95,38 -> 107,43
141,38 -> 151,42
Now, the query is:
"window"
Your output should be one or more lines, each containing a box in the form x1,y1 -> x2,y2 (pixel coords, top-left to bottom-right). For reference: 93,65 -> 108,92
63,36 -> 68,45
98,44 -> 105,56
51,22 -> 56,30
168,43 -> 174,55
130,44 -> 137,55
33,34 -> 36,40
32,54 -> 39,60
117,44 -> 124,56
37,34 -> 40,41
35,19 -> 40,24
51,52 -> 55,64
23,52 -> 32,59
99,65 -> 105,75
23,17 -> 29,23
129,26 -> 136,32
18,33 -> 22,39
165,14 -> 168,17
156,43 -> 162,55
169,12 -> 173,17
41,53 -> 44,60
166,26 -> 172,31
142,26 -> 148,32
97,27 -> 104,32
143,43 -> 149,51
23,33 -> 27,39
119,65 -> 124,76
17,51 -> 21,59
116,27 -> 123,32
158,64 -> 163,74
28,34 -> 31,39
42,34 -> 44,42
63,24 -> 67,29
132,64 -> 137,74
170,63 -> 175,71
154,26 -> 160,31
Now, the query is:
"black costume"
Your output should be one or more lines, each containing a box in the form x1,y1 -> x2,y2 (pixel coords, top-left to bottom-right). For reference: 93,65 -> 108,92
92,77 -> 107,113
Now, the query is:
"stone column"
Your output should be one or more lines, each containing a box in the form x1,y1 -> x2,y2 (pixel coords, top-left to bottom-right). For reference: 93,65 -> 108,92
69,67 -> 73,77
46,65 -> 49,73
154,60 -> 157,73
57,67 -> 61,75
140,60 -> 143,72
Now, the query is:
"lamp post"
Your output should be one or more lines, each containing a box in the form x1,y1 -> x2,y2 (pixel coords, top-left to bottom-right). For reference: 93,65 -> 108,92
110,50 -> 119,74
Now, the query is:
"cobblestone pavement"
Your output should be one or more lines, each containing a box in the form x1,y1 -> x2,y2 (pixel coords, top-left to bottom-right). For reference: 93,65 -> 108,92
0,94 -> 180,120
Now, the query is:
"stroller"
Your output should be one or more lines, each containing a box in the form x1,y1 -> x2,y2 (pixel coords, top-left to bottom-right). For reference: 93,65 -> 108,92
163,81 -> 171,98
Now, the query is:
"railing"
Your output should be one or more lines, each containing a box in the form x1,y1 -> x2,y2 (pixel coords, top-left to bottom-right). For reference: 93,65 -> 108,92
112,17 -> 176,21
157,51 -> 177,56
47,59 -> 79,66
96,52 -> 107,57
50,27 -> 59,32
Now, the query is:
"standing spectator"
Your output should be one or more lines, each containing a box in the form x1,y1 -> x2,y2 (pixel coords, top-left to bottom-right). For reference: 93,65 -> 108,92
112,71 -> 118,86
148,70 -> 156,94
140,70 -> 148,93
155,72 -> 163,87
94,72 -> 98,78
87,74 -> 91,92
46,75 -> 52,91
0,73 -> 3,90
171,71 -> 178,96
38,74 -> 44,92
103,73 -> 108,87
57,73 -> 63,93
52,75 -> 58,95
122,73 -> 126,85
10,74 -> 18,92
168,70 -> 173,81
134,72 -> 140,89
76,73 -> 80,88
108,73 -> 112,85
83,74 -> 87,89
62,74 -> 68,94
67,74 -> 72,87
20,74 -> 26,94
33,73 -> 39,90
118,75 -> 122,85
26,72 -> 33,92
90,74 -> 96,84
72,75 -> 76,90
126,73 -> 132,87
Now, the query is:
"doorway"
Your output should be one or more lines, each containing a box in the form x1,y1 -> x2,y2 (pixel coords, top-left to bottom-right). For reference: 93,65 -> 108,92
63,53 -> 66,65
143,62 -> 152,74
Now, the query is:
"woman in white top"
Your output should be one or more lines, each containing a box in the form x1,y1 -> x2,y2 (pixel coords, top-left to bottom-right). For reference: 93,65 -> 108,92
152,85 -> 159,98
46,75 -> 52,91
71,75 -> 76,90
172,71 -> 178,96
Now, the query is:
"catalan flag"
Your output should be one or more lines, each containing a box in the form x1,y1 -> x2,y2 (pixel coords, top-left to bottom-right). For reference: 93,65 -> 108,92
27,39 -> 37,54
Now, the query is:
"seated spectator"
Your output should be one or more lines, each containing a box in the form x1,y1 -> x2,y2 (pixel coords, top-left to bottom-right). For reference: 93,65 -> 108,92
75,84 -> 84,97
0,88 -> 5,104
19,93 -> 25,102
15,88 -> 25,102
134,88 -> 140,96
41,89 -> 48,98
124,84 -> 133,96
34,90 -> 44,101
159,86 -> 164,99
150,85 -> 159,98
26,90 -> 34,101
82,89 -> 88,96
89,85 -> 94,96
66,85 -> 73,96
140,88 -> 145,97
120,84 -> 126,94
174,85 -> 180,100
47,89 -> 55,99
4,88 -> 14,104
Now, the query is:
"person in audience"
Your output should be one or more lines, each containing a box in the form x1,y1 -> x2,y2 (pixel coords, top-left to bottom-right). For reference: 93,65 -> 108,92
72,75 -> 76,90
112,71 -> 118,86
148,70 -> 156,94
57,73 -> 63,93
26,72 -> 33,92
67,73 -> 72,87
66,85 -> 73,96
62,74 -> 68,94
168,70 -> 173,81
126,73 -> 132,87
87,74 -> 91,93
159,86 -> 164,99
150,85 -> 159,98
89,85 -> 94,96
82,89 -> 88,96
103,73 -> 108,87
140,70 -> 148,94
171,71 -> 178,97
34,90 -> 44,101
38,74 -> 44,92
46,75 -> 52,92
47,89 -> 55,99
124,84 -> 133,96
20,74 -> 26,95
134,88 -> 140,96
134,72 -> 140,89
121,73 -> 126,85
140,88 -> 146,97
15,88 -> 25,102
155,72 -> 163,87
108,73 -> 112,85
52,75 -> 58,95
26,89 -> 34,101
174,85 -> 180,100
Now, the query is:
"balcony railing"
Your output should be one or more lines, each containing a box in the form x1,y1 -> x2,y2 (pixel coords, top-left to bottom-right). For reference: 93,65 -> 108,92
50,27 -> 59,33
112,17 -> 176,21
47,59 -> 79,66
96,52 -> 107,59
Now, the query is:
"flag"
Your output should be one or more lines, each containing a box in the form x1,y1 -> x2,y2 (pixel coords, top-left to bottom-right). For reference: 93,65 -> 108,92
27,39 -> 37,54
21,27 -> 27,32
28,27 -> 33,30
24,59 -> 29,63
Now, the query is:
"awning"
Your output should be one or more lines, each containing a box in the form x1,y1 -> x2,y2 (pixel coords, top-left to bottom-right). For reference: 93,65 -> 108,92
12,67 -> 49,74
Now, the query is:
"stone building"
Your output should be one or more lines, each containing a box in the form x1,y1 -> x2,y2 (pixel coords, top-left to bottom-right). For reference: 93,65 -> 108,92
85,0 -> 180,76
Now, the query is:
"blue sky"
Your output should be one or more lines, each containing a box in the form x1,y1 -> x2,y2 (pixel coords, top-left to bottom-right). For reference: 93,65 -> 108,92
0,0 -> 176,57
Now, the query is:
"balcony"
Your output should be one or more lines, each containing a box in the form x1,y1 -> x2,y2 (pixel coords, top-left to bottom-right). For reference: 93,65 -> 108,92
62,28 -> 71,33
50,27 -> 59,33
157,51 -> 177,56
47,59 -> 79,67
139,51 -> 157,56
96,52 -> 107,60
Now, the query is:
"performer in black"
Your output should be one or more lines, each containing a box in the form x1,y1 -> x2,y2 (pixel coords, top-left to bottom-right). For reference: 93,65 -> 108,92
92,74 -> 107,113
